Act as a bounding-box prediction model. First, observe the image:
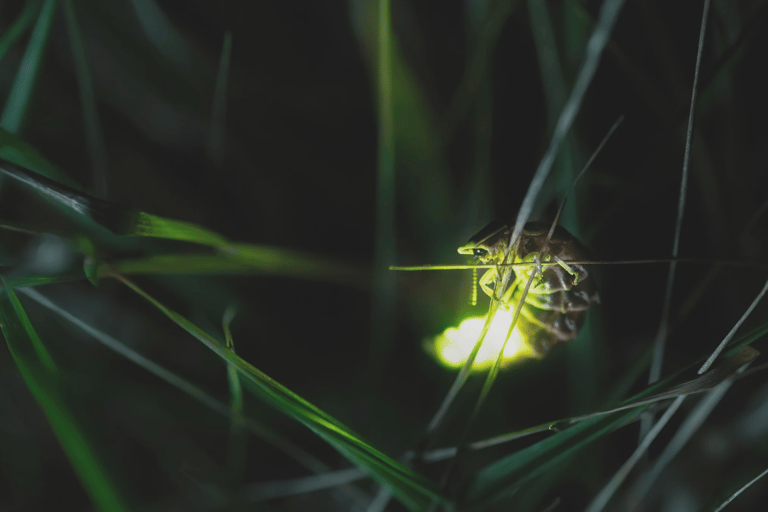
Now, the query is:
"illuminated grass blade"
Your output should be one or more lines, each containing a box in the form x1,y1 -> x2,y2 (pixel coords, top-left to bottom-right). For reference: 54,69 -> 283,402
0,279 -> 129,512
0,158 -> 365,285
131,212 -> 228,244
0,0 -> 58,134
111,272 -> 445,511
105,247 -> 367,287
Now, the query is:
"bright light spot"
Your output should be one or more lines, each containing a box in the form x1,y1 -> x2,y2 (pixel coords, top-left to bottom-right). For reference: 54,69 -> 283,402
430,311 -> 535,370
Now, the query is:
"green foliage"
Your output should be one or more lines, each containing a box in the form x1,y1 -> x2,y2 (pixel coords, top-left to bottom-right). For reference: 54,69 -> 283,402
1,1 -> 767,511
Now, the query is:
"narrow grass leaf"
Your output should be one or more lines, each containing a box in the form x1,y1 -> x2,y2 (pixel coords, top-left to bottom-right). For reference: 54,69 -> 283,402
712,466 -> 768,512
699,276 -> 768,374
0,279 -> 129,512
370,0 -> 396,394
131,212 -> 228,245
584,395 -> 686,512
208,30 -> 232,166
0,0 -> 41,63
0,277 -> 58,376
463,346 -> 758,508
17,287 -> 333,475
647,0 -> 711,386
222,304 -> 246,482
627,378 -> 736,508
509,0 -> 626,249
63,0 -> 108,197
0,0 -> 58,133
111,272 -> 444,511
130,0 -> 195,72
242,467 -> 367,503
465,409 -> 640,509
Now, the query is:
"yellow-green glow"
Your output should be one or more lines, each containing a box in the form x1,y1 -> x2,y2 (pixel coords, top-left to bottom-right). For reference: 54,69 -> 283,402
431,311 -> 535,370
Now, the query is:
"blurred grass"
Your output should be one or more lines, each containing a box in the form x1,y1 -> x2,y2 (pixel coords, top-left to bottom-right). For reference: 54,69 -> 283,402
1,0 -> 767,511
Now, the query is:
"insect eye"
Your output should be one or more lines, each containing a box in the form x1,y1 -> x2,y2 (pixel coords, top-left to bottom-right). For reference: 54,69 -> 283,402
473,248 -> 487,258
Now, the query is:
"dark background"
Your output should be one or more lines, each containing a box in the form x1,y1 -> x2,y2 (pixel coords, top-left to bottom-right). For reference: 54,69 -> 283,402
1,0 -> 768,510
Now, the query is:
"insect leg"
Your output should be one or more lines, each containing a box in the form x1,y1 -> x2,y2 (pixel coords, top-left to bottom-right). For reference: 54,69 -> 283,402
553,255 -> 586,286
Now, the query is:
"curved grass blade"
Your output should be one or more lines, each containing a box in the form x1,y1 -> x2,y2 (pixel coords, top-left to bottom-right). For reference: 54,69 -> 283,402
0,279 -> 129,512
110,271 -> 445,511
0,0 -> 58,134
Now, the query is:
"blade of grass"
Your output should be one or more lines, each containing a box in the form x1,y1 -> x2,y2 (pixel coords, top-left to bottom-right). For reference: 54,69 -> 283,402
626,378 -> 737,510
242,467 -> 366,503
465,407 -> 642,509
712,466 -> 768,512
0,0 -> 58,134
0,278 -> 129,512
207,30 -> 232,167
63,0 -> 108,198
0,0 -> 41,63
370,0 -> 395,390
129,0 -> 195,72
16,287 -> 336,476
584,395 -> 686,512
109,270 -> 445,511
508,0 -> 626,249
462,345 -> 758,509
222,304 -> 246,484
699,276 -> 768,374
647,0 -> 711,387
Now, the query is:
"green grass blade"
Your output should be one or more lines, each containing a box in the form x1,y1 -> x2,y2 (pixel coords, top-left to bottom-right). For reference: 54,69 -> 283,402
16,287 -> 334,476
711,466 -> 768,512
131,212 -> 229,244
222,304 -> 246,483
129,0 -> 195,72
0,0 -> 41,64
370,0 -> 396,390
509,0 -> 626,247
208,30 -> 232,167
463,345 -> 758,508
0,278 -> 58,376
106,247 -> 367,288
63,0 -> 108,197
465,409 -> 640,509
111,272 -> 445,511
0,279 -> 129,512
0,0 -> 58,134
